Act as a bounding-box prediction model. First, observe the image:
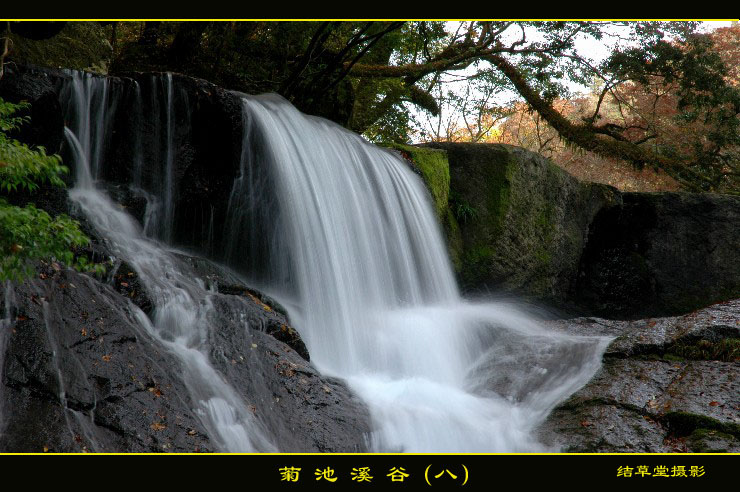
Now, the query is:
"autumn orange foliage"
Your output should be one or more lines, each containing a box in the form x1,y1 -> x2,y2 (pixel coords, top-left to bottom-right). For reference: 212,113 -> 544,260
438,24 -> 740,193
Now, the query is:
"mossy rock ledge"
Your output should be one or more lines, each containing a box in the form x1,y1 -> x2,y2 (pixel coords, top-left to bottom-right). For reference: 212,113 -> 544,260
413,142 -> 740,318
423,142 -> 621,307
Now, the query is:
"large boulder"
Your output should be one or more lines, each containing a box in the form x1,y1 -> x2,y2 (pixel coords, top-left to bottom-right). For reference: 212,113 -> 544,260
538,300 -> 740,452
423,142 -> 620,305
413,143 -> 740,318
0,268 -> 213,452
575,192 -> 740,318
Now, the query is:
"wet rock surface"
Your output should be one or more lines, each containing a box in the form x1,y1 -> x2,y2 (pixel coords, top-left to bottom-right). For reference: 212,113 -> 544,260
0,268 -> 213,452
207,295 -> 369,451
0,266 -> 369,452
539,300 -> 740,452
575,192 -> 740,318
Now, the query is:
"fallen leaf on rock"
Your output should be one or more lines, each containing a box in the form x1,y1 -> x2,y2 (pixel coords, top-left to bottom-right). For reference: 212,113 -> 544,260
150,422 -> 166,431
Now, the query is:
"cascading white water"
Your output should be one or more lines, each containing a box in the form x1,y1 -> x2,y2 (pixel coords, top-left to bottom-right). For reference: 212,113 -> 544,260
233,95 -> 612,452
62,72 -> 276,452
59,70 -> 610,452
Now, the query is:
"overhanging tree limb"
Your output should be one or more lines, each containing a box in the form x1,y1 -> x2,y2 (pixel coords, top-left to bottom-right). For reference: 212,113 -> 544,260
484,53 -> 713,191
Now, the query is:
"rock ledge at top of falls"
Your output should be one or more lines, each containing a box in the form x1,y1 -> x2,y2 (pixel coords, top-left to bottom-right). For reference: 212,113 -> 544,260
538,299 -> 740,453
0,265 -> 370,452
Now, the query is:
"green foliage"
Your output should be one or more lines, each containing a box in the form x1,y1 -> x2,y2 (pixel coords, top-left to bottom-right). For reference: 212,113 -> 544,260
0,101 -> 67,192
0,201 -> 92,282
0,96 -> 99,282
8,21 -> 112,73
667,337 -> 740,362
449,190 -> 479,224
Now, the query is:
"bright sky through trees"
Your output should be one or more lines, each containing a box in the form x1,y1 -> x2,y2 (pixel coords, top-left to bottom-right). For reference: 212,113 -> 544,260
409,20 -> 735,143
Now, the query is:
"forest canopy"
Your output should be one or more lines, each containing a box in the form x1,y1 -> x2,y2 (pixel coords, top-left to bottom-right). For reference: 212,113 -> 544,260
4,20 -> 740,193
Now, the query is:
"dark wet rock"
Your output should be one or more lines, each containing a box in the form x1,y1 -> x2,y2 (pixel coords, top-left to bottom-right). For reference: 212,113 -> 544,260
173,253 -> 307,360
102,184 -> 150,227
206,295 -> 369,451
575,192 -> 740,318
539,300 -> 740,452
175,253 -> 288,315
106,260 -> 154,315
0,266 -> 368,452
215,285 -> 308,361
0,65 -> 65,155
0,269 -> 213,452
104,72 -> 246,253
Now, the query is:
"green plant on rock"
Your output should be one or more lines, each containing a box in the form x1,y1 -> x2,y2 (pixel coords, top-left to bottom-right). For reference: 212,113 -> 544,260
0,96 -> 99,282
449,190 -> 478,224
453,201 -> 479,224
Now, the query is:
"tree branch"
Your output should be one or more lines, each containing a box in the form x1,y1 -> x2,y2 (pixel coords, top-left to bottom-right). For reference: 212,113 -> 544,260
484,53 -> 712,191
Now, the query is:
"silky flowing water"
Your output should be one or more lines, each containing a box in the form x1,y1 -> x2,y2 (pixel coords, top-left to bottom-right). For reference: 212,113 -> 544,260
59,71 -> 611,452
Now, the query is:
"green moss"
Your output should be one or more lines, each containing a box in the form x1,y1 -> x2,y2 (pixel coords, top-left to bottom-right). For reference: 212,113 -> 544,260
483,151 -> 515,237
383,143 -> 466,272
462,245 -> 494,287
687,428 -> 736,453
388,143 -> 450,221
663,411 -> 740,439
531,203 -> 556,268
445,209 -> 463,273
667,338 -> 739,362
9,22 -> 112,73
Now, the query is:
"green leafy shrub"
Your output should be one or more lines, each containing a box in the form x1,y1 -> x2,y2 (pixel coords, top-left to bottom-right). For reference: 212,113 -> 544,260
0,96 -> 99,282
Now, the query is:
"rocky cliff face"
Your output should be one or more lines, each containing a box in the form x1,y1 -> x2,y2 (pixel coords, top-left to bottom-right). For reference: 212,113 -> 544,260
417,142 -> 740,319
425,142 -> 621,306
575,192 -> 740,317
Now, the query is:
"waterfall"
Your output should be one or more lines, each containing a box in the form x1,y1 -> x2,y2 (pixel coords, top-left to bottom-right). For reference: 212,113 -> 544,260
62,72 -> 276,452
59,71 -> 610,452
229,95 -> 611,451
